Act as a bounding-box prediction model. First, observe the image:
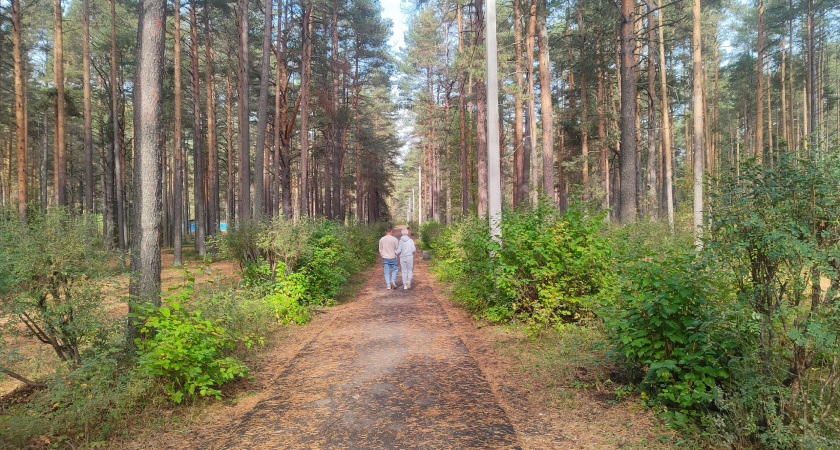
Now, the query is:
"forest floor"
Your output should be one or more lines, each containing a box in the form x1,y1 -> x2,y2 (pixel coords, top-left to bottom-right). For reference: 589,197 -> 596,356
121,251 -> 674,449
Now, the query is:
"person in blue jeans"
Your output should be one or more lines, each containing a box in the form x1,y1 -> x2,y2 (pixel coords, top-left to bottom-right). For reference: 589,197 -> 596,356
378,227 -> 399,289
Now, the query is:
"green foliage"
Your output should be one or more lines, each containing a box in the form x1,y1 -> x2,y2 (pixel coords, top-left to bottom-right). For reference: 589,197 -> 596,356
702,152 -> 840,445
134,301 -> 251,403
0,209 -> 107,377
419,220 -> 443,250
429,202 -> 613,331
605,250 -> 734,416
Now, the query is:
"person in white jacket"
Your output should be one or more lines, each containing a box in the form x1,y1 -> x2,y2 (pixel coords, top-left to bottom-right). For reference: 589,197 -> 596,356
395,228 -> 416,289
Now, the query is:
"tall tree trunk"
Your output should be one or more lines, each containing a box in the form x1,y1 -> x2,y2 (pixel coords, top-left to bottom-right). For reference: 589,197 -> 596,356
173,0 -> 183,264
299,3 -> 312,217
645,0 -> 657,217
526,0 -> 538,204
619,0 -> 638,223
512,0 -> 525,208
781,34 -> 787,148
226,75 -> 236,223
330,5 -> 342,220
692,0 -> 703,246
457,4 -> 468,216
41,114 -> 48,213
112,0 -> 126,255
54,0 -> 67,207
128,0 -> 166,342
756,0 -> 764,160
578,5 -> 589,200
254,0 -> 272,219
475,0 -> 487,218
806,0 -> 815,146
82,0 -> 94,213
486,0 -> 501,236
273,4 -> 283,218
538,0 -> 554,203
657,0 -> 673,230
190,0 -> 205,255
596,40 -> 608,215
237,0 -> 251,220
205,2 -> 219,235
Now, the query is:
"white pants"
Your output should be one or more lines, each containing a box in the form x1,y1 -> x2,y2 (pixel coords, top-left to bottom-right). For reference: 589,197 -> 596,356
400,255 -> 414,286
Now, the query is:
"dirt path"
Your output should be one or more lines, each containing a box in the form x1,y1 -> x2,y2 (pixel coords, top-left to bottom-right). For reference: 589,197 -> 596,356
178,253 -> 521,449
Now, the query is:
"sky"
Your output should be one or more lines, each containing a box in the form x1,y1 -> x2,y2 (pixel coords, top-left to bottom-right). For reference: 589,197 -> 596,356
380,0 -> 409,54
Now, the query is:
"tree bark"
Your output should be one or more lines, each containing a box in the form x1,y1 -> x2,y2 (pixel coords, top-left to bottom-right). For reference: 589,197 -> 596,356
579,5 -> 589,200
82,0 -> 94,213
692,0 -> 703,246
756,0 -> 763,160
512,0 -> 525,208
457,4 -> 468,216
111,0 -> 126,256
172,0 -> 183,264
619,0 -> 637,223
237,0 -> 251,220
189,0 -> 206,255
205,1 -> 219,235
54,0 -> 67,207
475,0 -> 488,218
645,0 -> 657,217
299,3 -> 312,217
657,0 -> 673,230
226,75 -> 236,224
538,0 -> 554,203
526,0 -> 538,204
128,0 -> 166,342
254,0 -> 272,219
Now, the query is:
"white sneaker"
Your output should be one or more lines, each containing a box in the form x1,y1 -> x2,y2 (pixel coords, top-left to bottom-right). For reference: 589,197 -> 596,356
403,285 -> 408,290
406,282 -> 411,289
387,285 -> 391,290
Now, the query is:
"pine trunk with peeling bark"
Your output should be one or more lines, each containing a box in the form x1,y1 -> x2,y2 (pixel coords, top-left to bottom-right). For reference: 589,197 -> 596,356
645,0 -> 657,217
128,0 -> 166,343
756,0 -> 763,160
226,76 -> 236,223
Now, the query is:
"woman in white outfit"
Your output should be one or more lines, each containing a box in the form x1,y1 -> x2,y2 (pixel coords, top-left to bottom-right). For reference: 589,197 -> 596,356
395,228 -> 416,289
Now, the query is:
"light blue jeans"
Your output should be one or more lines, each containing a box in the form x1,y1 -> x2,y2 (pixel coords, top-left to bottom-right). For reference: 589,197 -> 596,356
382,258 -> 398,286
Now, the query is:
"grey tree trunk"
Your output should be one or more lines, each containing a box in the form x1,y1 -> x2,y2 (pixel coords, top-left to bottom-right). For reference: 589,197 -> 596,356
254,0 -> 272,219
486,0 -> 501,238
173,0 -> 183,265
237,0 -> 251,220
190,0 -> 206,255
112,0 -> 127,255
692,0 -> 703,246
128,0 -> 166,343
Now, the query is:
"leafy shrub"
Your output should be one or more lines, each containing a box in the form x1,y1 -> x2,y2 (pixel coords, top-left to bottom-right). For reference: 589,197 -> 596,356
495,203 -> 613,329
429,202 -> 612,330
0,209 -> 107,383
419,220 -> 443,250
605,250 -> 734,420
134,301 -> 251,403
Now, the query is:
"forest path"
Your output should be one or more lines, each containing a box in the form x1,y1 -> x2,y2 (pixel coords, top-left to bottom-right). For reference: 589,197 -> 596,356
182,252 -> 522,449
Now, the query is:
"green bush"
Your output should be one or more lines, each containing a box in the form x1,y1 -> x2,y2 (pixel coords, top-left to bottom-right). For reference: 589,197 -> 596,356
419,220 -> 443,250
0,209 -> 108,381
605,250 -> 734,421
428,202 -> 612,330
134,301 -> 251,403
